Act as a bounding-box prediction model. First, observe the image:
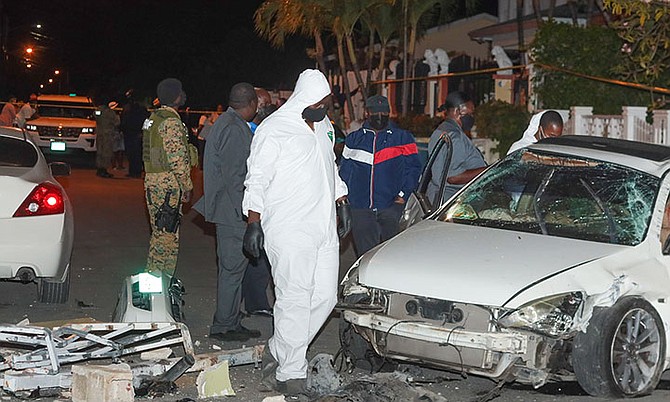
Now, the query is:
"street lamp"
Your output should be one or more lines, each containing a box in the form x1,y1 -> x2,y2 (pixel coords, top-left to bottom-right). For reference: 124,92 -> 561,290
54,70 -> 60,75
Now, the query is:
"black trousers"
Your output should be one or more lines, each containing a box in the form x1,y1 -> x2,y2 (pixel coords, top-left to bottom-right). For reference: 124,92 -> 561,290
351,205 -> 404,257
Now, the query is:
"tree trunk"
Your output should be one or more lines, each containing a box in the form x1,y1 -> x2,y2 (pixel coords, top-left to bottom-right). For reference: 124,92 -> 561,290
516,0 -> 526,63
401,0 -> 409,116
532,0 -> 542,25
365,28 -> 375,96
377,41 -> 387,85
337,36 -> 356,123
346,33 -> 368,100
314,30 -> 327,73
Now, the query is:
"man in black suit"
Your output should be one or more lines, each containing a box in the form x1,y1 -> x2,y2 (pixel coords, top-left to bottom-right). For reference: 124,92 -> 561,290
193,83 -> 260,342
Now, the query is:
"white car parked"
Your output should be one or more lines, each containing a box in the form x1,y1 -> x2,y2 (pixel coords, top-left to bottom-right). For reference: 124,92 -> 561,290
340,135 -> 670,398
0,126 -> 73,303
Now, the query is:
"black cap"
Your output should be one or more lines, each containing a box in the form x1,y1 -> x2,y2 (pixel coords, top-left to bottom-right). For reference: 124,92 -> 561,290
365,95 -> 390,113
157,78 -> 183,106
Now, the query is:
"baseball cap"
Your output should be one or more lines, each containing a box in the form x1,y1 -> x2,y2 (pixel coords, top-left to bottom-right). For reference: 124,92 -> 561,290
365,95 -> 390,113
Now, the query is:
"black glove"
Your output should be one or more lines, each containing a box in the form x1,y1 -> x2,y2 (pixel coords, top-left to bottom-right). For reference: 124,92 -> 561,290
243,221 -> 264,259
336,201 -> 352,238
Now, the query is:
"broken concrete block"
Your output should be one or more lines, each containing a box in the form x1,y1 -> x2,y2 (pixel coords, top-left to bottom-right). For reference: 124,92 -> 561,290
261,396 -> 286,402
71,363 -> 134,402
196,360 -> 235,398
140,347 -> 173,360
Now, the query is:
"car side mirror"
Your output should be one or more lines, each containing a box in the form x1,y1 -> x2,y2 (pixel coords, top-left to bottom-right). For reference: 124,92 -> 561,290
49,162 -> 71,177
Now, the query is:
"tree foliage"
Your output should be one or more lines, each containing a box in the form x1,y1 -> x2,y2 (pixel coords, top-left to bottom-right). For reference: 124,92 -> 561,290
531,21 -> 647,114
475,100 -> 530,155
603,0 -> 670,90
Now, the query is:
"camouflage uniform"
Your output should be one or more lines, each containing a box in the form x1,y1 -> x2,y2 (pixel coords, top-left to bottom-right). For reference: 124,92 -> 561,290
142,106 -> 194,275
95,105 -> 119,169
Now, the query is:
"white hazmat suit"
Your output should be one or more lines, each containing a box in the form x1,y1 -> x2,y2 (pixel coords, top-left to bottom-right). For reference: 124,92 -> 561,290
507,110 -> 547,155
242,69 -> 348,382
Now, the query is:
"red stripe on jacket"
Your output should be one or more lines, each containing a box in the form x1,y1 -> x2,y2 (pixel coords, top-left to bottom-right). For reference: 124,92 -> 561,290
374,143 -> 418,164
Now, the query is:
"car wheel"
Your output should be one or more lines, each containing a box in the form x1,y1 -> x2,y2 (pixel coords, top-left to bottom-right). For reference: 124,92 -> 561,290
37,268 -> 70,304
573,297 -> 665,397
338,295 -> 395,372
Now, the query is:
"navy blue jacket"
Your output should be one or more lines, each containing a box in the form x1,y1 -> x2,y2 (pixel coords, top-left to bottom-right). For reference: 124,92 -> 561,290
339,122 -> 422,210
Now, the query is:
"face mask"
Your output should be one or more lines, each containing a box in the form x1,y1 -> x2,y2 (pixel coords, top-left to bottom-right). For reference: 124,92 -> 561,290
177,91 -> 187,107
302,105 -> 328,122
369,115 -> 389,130
460,114 -> 475,132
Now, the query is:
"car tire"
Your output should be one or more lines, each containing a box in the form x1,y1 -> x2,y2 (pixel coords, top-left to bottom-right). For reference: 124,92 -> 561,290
339,294 -> 395,372
37,269 -> 70,304
572,297 -> 665,397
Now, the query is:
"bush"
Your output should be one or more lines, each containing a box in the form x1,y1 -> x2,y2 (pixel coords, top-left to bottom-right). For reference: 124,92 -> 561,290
475,100 -> 530,156
393,113 -> 442,137
532,21 -> 648,114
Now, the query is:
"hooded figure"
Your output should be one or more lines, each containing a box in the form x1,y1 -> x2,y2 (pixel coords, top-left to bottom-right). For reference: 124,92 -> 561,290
242,69 -> 349,394
507,111 -> 548,155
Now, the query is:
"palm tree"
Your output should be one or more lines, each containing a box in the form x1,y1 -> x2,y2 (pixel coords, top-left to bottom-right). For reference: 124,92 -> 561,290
361,1 -> 399,94
254,0 -> 329,72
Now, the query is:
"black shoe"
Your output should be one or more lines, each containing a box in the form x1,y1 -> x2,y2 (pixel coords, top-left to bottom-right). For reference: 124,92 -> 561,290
259,344 -> 278,392
96,169 -> 113,178
277,378 -> 313,401
248,309 -> 273,318
209,325 -> 261,342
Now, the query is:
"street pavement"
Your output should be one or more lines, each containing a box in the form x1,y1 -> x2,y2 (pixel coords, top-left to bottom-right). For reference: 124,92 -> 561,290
1,164 -> 670,401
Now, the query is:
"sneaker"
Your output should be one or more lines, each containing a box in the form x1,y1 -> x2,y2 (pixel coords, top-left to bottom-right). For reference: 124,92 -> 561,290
209,325 -> 261,342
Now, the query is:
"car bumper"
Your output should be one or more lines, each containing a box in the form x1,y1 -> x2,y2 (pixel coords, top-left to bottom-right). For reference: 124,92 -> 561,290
26,131 -> 96,152
0,214 -> 73,279
343,310 -> 529,354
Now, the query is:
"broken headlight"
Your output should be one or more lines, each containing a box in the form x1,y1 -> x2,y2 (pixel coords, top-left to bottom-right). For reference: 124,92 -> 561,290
340,256 -> 368,298
498,292 -> 583,337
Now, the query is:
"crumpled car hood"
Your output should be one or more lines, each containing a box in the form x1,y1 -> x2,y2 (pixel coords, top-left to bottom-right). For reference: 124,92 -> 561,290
357,220 -> 628,307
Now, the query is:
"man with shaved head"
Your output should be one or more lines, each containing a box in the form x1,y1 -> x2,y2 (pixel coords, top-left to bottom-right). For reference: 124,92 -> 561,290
193,82 -> 260,342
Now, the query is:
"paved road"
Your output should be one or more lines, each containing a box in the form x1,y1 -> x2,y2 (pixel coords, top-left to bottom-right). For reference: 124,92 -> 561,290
2,165 -> 670,401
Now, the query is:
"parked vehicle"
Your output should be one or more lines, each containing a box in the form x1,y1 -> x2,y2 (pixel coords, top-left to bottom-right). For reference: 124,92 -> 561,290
0,126 -> 73,303
340,135 -> 670,398
25,94 -> 96,153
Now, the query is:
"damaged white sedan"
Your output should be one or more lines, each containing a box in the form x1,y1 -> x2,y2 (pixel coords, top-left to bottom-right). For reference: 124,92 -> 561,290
339,135 -> 670,398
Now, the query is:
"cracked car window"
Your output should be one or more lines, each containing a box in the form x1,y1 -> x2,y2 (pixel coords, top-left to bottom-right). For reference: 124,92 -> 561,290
436,150 -> 659,246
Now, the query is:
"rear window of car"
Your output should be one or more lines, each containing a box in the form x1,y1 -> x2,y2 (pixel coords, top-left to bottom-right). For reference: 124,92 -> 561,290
0,137 -> 38,167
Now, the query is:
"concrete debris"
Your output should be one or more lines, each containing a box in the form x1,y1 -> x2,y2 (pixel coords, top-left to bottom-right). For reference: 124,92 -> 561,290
262,396 -> 287,402
307,353 -> 343,395
314,372 -> 448,402
140,347 -> 173,361
71,363 -> 134,402
196,360 -> 236,398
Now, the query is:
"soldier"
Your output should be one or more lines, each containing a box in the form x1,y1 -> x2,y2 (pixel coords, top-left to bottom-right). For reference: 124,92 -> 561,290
95,100 -> 120,178
142,78 -> 195,276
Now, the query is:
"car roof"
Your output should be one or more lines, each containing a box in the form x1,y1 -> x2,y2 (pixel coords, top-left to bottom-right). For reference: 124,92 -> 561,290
0,126 -> 30,140
37,94 -> 93,104
528,135 -> 670,177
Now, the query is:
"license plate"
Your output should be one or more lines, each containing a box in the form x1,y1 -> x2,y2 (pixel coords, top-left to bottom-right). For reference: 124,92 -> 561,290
50,141 -> 66,152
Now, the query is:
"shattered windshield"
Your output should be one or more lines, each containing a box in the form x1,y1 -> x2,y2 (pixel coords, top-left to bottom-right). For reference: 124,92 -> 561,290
436,150 -> 660,246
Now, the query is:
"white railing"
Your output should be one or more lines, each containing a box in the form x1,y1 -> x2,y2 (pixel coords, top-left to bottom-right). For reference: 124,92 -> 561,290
561,106 -> 670,146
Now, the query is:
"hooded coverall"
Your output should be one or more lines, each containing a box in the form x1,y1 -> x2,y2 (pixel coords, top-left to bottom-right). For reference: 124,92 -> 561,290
507,110 -> 548,155
242,69 -> 348,382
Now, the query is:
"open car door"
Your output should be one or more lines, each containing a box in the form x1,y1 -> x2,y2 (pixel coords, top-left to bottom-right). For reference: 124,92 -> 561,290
398,132 -> 452,231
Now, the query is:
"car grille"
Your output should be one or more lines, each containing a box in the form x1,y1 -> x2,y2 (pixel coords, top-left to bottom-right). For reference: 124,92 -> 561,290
37,126 -> 81,139
382,293 -> 494,369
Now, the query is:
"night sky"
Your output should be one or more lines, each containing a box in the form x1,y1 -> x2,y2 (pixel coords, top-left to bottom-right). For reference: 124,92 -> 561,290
2,0 -> 497,108
2,0 -> 313,108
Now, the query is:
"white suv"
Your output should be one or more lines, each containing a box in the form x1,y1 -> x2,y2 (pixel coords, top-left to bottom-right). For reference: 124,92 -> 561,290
25,94 -> 97,153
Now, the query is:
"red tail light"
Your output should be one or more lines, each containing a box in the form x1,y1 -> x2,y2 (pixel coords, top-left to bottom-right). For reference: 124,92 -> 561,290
13,182 -> 65,217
